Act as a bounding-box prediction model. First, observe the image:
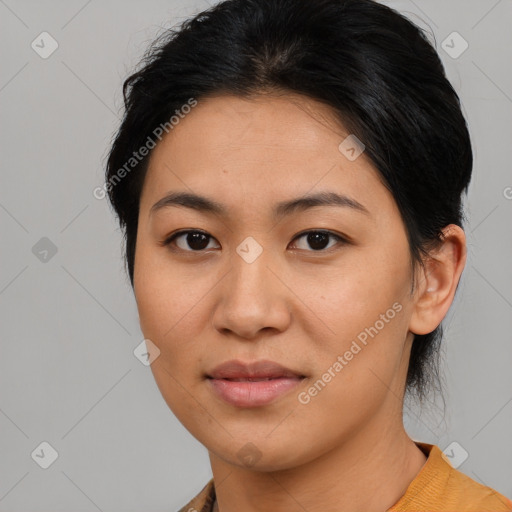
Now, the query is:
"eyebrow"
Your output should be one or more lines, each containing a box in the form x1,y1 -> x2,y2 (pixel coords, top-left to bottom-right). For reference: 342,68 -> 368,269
149,190 -> 370,219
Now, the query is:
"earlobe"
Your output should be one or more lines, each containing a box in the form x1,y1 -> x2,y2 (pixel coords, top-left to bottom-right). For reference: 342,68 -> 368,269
409,225 -> 467,335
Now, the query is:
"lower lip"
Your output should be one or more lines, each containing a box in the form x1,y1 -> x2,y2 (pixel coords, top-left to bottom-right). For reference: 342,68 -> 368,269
208,377 -> 304,407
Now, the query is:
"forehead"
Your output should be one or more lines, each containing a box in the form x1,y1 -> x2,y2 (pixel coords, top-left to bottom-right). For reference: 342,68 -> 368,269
168,92 -> 346,150
141,93 -> 390,218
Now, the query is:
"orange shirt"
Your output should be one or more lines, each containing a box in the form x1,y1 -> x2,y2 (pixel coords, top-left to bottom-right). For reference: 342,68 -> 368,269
178,442 -> 512,512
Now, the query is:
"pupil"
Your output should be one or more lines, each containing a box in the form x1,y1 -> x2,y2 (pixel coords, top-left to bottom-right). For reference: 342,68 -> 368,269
308,232 -> 329,250
188,232 -> 209,250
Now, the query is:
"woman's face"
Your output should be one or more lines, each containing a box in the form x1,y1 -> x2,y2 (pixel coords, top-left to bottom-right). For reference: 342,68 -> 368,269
133,92 -> 419,471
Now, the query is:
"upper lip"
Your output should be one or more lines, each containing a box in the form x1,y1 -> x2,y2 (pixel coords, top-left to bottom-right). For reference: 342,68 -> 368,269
207,359 -> 305,379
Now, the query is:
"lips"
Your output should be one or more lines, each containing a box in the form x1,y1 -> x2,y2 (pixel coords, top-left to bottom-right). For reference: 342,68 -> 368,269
207,359 -> 306,407
207,359 -> 305,380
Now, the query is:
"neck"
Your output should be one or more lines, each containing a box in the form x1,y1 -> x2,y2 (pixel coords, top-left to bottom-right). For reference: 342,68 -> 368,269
209,412 -> 427,512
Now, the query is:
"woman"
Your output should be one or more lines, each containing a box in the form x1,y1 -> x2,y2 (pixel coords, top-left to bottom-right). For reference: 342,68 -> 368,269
104,0 -> 512,510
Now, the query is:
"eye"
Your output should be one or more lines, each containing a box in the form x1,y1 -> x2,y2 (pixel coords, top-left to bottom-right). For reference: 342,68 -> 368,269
161,229 -> 348,253
289,230 -> 347,252
162,230 -> 219,252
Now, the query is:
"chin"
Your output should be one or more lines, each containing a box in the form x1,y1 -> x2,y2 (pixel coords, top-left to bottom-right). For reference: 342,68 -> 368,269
205,434 -> 317,472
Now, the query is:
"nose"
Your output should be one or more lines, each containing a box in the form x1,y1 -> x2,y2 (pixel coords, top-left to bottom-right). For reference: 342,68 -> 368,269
211,249 -> 292,340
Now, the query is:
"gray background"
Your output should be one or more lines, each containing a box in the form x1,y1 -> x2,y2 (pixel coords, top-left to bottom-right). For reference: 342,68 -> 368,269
1,0 -> 511,510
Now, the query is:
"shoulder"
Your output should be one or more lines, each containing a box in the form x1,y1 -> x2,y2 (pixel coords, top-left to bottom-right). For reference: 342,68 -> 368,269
390,443 -> 512,512
442,463 -> 512,511
177,478 -> 216,512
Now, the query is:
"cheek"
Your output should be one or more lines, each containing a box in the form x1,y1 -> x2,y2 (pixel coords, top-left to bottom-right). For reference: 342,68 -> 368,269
301,248 -> 411,395
133,242 -> 220,382
307,252 -> 410,340
133,244 -> 212,422
134,242 -> 199,337
296,298 -> 409,440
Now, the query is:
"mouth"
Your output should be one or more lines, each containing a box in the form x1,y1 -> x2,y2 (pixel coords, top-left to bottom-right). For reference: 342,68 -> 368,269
218,377 -> 289,381
206,359 -> 306,407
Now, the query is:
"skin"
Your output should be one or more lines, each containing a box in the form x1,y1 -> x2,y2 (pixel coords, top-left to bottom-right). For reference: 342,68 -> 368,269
133,92 -> 467,512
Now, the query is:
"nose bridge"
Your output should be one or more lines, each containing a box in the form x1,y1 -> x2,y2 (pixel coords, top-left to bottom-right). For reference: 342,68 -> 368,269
212,240 -> 290,337
228,240 -> 275,303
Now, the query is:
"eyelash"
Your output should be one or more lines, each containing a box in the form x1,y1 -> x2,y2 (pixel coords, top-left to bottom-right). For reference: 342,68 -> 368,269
161,229 -> 349,254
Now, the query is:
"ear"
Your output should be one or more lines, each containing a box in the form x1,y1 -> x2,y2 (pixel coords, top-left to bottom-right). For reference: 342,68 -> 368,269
409,224 -> 467,336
